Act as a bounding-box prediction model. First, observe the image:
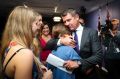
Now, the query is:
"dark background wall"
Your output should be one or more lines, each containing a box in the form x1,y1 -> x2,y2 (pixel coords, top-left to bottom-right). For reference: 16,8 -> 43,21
86,0 -> 120,30
0,6 -> 16,41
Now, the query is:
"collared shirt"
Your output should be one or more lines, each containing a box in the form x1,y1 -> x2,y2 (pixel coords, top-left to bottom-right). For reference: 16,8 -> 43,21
72,24 -> 83,50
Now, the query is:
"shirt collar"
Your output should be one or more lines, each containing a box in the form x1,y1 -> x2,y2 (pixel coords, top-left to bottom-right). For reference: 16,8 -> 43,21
76,24 -> 83,31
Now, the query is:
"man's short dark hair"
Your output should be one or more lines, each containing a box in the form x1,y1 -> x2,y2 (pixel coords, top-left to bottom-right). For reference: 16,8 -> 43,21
61,8 -> 80,17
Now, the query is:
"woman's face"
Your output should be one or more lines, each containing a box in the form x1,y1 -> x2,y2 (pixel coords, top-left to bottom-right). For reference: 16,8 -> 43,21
42,24 -> 50,36
32,16 -> 42,35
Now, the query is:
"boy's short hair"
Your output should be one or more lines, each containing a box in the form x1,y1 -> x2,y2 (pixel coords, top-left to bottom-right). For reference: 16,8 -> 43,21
52,23 -> 71,38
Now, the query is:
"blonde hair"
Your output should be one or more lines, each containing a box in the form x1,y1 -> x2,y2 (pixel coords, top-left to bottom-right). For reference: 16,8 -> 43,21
52,23 -> 71,38
0,6 -> 44,78
33,37 -> 41,57
1,6 -> 41,55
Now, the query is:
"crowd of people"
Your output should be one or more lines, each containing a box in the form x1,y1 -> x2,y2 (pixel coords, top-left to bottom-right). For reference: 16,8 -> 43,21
0,5 -> 120,79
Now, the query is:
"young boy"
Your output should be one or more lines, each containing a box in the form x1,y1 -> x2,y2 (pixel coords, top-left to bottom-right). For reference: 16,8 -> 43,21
47,23 -> 81,79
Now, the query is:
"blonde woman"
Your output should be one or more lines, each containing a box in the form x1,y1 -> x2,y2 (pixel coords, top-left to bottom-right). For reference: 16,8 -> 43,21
0,6 -> 52,79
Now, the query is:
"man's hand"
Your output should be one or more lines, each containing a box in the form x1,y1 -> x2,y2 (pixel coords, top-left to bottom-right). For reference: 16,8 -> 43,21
60,36 -> 76,48
63,60 -> 80,70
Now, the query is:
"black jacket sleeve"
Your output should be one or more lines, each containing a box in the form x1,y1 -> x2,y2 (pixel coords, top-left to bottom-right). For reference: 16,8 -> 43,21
44,38 -> 59,50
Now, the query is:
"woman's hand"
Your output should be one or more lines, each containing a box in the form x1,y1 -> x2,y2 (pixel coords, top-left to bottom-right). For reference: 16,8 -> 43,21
42,69 -> 53,79
41,64 -> 48,72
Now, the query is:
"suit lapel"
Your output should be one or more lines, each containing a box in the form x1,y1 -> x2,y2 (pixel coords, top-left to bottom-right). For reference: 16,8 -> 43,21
80,27 -> 88,50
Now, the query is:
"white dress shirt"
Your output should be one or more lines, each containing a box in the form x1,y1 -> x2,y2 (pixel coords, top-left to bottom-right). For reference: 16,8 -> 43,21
72,24 -> 83,50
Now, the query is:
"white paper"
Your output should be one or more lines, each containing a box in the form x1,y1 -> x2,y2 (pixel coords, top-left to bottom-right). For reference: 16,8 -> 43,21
46,54 -> 72,74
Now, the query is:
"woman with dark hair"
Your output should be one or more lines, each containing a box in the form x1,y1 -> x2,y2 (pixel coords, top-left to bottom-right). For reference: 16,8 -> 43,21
39,21 -> 52,65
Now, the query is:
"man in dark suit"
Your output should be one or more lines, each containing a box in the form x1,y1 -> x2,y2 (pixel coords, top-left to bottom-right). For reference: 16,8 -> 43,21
46,9 -> 103,79
103,19 -> 120,79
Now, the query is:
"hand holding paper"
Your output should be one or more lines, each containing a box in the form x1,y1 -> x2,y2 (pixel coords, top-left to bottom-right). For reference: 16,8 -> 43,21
46,54 -> 72,74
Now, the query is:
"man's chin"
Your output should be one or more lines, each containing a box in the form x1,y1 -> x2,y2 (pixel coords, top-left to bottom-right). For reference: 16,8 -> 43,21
70,28 -> 75,31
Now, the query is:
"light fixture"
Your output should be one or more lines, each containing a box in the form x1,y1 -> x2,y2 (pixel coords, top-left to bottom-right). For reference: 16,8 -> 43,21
53,16 -> 61,22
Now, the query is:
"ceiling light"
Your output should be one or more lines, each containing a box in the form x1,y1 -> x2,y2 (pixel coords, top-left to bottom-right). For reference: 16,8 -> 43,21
53,16 -> 61,22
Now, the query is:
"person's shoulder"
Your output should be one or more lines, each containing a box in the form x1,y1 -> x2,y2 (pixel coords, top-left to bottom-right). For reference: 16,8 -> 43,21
14,48 -> 34,78
58,45 -> 73,49
15,48 -> 34,65
84,27 -> 97,32
84,27 -> 98,36
57,46 -> 74,52
16,48 -> 34,60
19,48 -> 33,55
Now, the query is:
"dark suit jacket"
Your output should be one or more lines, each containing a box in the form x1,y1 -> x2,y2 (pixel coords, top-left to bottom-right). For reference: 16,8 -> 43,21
104,31 -> 120,59
46,27 -> 103,79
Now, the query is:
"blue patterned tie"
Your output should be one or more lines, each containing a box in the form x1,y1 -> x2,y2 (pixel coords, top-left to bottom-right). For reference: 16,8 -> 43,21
74,30 -> 79,52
